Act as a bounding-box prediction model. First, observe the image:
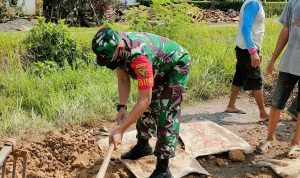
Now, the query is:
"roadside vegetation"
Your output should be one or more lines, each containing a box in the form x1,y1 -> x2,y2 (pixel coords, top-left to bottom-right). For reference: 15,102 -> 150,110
0,1 -> 282,136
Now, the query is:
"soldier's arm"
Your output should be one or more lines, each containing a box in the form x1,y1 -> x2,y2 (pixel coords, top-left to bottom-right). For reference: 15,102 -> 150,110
116,67 -> 131,106
119,55 -> 154,133
119,89 -> 152,133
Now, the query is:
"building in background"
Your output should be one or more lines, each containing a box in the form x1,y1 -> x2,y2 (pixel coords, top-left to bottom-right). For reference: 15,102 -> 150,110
121,0 -> 137,5
4,0 -> 42,16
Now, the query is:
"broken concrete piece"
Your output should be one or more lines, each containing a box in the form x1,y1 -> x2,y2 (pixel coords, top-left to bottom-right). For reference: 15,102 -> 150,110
98,129 -> 209,178
255,158 -> 300,178
72,153 -> 90,168
179,120 -> 252,156
100,126 -> 108,132
216,158 -> 228,167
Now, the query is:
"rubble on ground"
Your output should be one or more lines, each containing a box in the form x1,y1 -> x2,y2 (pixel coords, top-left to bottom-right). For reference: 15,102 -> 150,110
196,9 -> 239,23
228,149 -> 245,162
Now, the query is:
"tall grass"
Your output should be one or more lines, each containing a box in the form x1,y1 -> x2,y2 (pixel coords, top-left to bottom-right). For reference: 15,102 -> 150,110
0,18 -> 282,136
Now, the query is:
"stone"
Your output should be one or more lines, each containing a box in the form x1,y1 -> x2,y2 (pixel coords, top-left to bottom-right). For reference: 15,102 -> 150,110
90,165 -> 101,174
89,151 -> 99,159
72,153 -> 90,168
207,155 -> 216,160
100,126 -> 108,132
245,173 -> 255,178
229,149 -> 245,162
260,167 -> 269,173
54,171 -> 65,178
110,161 -> 116,166
78,172 -> 89,178
71,151 -> 79,159
115,158 -> 122,164
119,170 -> 128,178
27,170 -> 46,177
106,173 -> 120,178
15,173 -> 23,178
216,158 -> 228,167
256,174 -> 272,178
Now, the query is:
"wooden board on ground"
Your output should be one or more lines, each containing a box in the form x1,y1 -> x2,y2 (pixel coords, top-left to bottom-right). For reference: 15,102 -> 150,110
98,129 -> 209,178
180,120 -> 252,157
255,158 -> 300,178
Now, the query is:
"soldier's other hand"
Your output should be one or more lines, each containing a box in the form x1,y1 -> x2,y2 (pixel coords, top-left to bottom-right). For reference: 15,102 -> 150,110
265,61 -> 276,77
116,108 -> 128,125
250,52 -> 261,68
109,127 -> 123,150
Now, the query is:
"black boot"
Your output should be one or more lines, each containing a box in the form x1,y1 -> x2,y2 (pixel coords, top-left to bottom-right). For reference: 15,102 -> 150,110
121,138 -> 153,160
149,158 -> 173,178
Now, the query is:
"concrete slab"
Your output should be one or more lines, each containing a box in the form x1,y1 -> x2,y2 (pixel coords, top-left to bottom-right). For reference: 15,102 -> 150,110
180,120 -> 252,156
98,120 -> 253,177
255,158 -> 300,178
98,129 -> 209,178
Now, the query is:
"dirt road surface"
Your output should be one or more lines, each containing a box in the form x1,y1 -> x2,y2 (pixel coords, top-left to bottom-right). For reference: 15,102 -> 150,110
1,94 -> 297,178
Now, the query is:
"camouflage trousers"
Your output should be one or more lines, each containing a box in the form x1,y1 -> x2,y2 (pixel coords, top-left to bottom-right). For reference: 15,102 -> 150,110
136,84 -> 184,159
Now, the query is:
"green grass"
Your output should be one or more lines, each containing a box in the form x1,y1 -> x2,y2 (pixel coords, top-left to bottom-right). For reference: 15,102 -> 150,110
0,18 -> 282,136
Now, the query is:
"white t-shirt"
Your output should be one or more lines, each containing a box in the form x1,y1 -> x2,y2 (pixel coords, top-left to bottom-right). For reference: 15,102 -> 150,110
278,0 -> 300,76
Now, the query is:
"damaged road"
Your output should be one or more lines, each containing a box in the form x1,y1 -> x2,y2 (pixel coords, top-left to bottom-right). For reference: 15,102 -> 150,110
0,95 -> 298,178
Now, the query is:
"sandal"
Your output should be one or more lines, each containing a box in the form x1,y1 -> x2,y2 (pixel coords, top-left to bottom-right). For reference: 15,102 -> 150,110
258,118 -> 269,125
256,139 -> 273,154
287,145 -> 300,159
224,108 -> 246,114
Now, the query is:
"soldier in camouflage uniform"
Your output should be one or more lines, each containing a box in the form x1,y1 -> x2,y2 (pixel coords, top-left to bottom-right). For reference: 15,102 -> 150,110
92,27 -> 190,178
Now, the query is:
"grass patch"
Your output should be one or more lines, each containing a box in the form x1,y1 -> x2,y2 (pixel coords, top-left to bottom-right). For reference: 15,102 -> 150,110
0,18 -> 282,136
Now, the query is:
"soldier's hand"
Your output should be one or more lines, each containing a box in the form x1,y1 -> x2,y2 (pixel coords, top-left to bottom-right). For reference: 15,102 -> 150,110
109,127 -> 123,150
250,52 -> 261,68
116,108 -> 128,125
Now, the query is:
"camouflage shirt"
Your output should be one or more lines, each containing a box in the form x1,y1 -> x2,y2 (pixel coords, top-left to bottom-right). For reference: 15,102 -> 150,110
119,32 -> 190,88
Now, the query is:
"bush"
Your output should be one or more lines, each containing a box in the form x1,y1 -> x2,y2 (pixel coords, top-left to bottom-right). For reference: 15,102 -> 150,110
137,1 -> 287,17
43,0 -> 121,26
28,61 -> 60,77
188,1 -> 287,17
264,2 -> 287,17
0,1 -> 7,22
124,0 -> 201,38
23,17 -> 92,71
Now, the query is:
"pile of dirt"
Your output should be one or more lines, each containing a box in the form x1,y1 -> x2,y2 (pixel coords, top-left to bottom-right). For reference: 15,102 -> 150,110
199,9 -> 239,23
23,123 -> 129,178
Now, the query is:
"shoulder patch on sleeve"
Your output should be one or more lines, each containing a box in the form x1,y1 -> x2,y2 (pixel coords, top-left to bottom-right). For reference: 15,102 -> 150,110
131,55 -> 154,90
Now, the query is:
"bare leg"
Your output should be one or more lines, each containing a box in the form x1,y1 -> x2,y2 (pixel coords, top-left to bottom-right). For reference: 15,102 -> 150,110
267,107 -> 281,141
226,85 -> 241,111
252,90 -> 269,119
291,112 -> 300,145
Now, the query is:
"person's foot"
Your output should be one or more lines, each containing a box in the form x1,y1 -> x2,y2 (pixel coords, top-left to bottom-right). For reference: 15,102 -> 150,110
258,113 -> 269,125
121,139 -> 153,160
149,168 -> 173,178
149,159 -> 173,178
256,139 -> 274,154
225,107 -> 246,114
